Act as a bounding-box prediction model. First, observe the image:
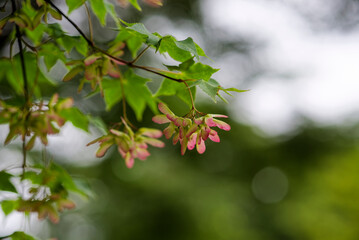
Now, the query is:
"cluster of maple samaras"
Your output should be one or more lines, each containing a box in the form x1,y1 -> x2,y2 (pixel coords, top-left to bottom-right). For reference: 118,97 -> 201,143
14,163 -> 83,224
0,94 -> 73,149
153,103 -> 230,155
88,119 -> 164,168
90,104 -> 230,168
63,41 -> 125,92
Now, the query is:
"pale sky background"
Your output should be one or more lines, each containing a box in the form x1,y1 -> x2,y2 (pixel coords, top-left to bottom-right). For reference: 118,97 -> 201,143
201,0 -> 359,135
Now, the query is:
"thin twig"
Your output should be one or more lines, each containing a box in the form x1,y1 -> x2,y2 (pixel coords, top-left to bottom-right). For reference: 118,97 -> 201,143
45,0 -> 201,114
9,39 -> 15,59
117,66 -> 136,129
21,37 -> 38,52
11,10 -> 29,106
45,0 -> 94,47
0,235 -> 11,240
44,0 -> 191,83
95,47 -> 128,65
183,81 -> 196,110
0,0 -> 9,9
11,0 -> 30,176
130,64 -> 184,82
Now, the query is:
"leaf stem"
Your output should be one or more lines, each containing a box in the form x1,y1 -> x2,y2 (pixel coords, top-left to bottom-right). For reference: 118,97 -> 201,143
119,76 -> 137,128
21,37 -> 37,52
130,45 -> 150,64
183,81 -> 196,110
84,2 -> 94,45
119,75 -> 128,122
9,38 -> 15,58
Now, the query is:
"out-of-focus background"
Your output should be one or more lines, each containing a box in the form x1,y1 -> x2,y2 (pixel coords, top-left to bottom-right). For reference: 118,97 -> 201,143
1,0 -> 359,239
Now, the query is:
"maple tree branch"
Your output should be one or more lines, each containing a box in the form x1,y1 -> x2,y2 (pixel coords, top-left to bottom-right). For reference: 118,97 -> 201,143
130,64 -> 183,82
11,0 -> 29,105
45,0 -> 94,47
11,0 -> 29,176
45,0 -> 189,83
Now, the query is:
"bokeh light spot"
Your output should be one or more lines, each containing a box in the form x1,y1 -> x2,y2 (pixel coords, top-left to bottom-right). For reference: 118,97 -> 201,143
251,167 -> 289,204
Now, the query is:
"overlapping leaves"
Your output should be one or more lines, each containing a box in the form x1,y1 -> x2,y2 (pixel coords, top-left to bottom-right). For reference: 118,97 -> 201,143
0,163 -> 88,224
102,69 -> 157,120
0,0 -> 247,238
0,94 -> 88,148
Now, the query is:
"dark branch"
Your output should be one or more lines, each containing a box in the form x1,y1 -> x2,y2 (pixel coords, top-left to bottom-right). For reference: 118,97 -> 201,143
45,0 -> 189,83
11,0 -> 29,105
11,0 -> 29,175
131,64 -> 183,82
45,0 -> 94,47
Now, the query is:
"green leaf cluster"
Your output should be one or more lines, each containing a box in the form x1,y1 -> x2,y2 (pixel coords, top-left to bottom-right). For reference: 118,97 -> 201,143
103,70 -> 157,120
0,163 -> 88,224
0,0 -> 247,238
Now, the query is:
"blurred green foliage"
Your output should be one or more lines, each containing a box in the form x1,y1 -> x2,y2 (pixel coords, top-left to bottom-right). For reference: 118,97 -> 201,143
1,0 -> 359,239
47,101 -> 359,239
